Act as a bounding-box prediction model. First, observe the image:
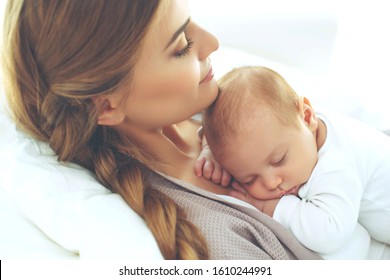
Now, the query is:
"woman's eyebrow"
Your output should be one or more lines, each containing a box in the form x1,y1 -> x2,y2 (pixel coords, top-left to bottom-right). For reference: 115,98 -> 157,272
164,17 -> 190,50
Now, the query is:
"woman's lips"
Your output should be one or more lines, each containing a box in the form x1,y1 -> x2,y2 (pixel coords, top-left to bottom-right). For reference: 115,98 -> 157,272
200,67 -> 214,84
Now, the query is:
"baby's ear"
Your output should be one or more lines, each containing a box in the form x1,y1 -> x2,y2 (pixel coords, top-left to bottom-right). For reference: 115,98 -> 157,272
298,96 -> 318,130
92,93 -> 126,126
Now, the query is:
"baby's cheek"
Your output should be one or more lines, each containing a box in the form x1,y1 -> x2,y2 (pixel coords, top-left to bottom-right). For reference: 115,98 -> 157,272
246,184 -> 263,198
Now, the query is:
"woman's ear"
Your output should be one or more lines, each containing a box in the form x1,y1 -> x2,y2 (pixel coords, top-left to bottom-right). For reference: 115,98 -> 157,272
297,96 -> 318,131
92,93 -> 126,126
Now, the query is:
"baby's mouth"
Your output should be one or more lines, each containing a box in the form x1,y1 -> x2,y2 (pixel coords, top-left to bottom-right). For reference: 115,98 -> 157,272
281,186 -> 298,196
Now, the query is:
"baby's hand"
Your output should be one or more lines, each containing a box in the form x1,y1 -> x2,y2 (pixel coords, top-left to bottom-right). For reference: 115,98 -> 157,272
194,144 -> 232,187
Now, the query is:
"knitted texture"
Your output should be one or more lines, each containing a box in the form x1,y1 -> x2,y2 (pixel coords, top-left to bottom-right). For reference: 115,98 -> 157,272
148,171 -> 321,260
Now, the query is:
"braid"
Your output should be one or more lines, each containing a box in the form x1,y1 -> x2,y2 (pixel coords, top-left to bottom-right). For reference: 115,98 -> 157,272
89,131 -> 209,259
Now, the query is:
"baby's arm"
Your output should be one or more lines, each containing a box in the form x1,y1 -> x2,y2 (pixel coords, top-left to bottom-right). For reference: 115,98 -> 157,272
194,128 -> 232,187
274,170 -> 363,254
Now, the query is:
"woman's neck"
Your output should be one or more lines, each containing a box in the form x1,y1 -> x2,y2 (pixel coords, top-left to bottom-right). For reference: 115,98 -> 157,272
115,120 -> 231,195
162,123 -> 199,158
118,122 -> 194,162
115,117 -> 201,170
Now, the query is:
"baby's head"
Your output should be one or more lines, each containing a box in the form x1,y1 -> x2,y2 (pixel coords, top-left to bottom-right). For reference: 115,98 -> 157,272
203,66 -> 319,199
203,66 -> 300,160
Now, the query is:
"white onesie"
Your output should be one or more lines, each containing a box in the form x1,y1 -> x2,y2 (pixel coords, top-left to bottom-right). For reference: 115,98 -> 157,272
274,111 -> 390,258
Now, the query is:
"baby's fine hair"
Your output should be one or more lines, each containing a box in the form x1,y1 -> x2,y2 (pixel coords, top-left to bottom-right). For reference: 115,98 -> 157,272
203,66 -> 300,147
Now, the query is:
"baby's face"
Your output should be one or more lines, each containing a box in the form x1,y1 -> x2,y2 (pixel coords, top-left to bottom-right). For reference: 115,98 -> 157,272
216,114 -> 318,200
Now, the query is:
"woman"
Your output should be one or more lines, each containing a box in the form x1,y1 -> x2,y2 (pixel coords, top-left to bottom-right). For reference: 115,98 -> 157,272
1,0 -> 320,259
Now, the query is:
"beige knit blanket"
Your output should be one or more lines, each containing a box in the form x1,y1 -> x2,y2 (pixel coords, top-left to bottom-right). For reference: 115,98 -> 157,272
147,171 -> 322,260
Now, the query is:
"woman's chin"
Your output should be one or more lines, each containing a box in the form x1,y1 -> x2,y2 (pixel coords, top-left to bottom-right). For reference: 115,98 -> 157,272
203,79 -> 219,106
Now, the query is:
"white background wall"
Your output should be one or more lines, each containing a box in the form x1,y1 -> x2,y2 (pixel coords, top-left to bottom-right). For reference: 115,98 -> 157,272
189,0 -> 338,75
189,0 -> 390,130
189,0 -> 390,75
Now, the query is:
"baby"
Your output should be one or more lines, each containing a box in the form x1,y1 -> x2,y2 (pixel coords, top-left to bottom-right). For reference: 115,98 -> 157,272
195,66 -> 390,258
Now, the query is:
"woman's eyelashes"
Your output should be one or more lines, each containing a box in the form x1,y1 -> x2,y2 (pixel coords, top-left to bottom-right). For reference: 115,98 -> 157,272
175,37 -> 193,58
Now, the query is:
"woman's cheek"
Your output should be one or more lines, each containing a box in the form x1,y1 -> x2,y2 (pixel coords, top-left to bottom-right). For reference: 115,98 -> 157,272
162,60 -> 198,91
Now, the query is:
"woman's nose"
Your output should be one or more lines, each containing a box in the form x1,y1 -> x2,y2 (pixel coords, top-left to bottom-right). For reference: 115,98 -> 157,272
196,24 -> 219,60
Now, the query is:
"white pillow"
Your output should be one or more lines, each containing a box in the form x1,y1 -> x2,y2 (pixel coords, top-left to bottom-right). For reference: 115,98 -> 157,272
0,105 -> 163,259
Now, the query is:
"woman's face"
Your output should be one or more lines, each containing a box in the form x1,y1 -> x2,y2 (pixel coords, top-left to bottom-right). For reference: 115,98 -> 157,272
120,0 -> 219,130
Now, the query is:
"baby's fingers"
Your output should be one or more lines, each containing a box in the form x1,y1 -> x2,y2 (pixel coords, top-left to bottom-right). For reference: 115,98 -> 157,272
211,166 -> 223,185
202,159 -> 215,180
220,170 -> 232,187
194,157 -> 206,177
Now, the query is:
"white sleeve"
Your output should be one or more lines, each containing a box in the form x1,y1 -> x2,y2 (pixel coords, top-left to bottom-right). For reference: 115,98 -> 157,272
319,223 -> 370,260
273,169 -> 363,254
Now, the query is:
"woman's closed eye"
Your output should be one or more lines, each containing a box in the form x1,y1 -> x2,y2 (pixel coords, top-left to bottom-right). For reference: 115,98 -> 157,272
175,37 -> 193,58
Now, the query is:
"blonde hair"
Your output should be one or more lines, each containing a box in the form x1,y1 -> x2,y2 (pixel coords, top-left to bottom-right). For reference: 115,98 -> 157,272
203,66 -> 300,147
2,0 -> 208,259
